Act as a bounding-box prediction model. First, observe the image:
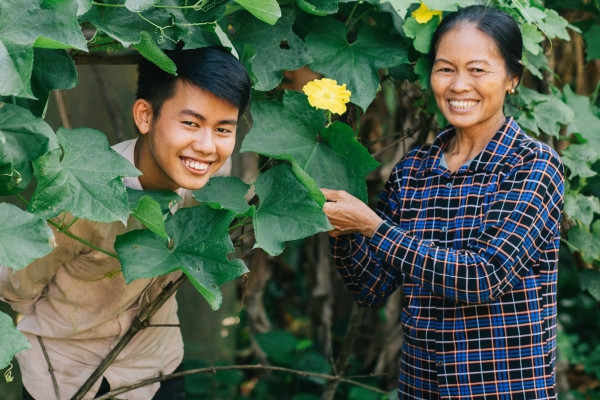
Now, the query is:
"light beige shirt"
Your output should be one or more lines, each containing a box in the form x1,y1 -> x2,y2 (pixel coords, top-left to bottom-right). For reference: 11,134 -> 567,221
0,139 -> 228,400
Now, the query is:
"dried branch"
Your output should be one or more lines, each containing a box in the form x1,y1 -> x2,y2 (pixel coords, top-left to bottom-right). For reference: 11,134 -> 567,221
70,275 -> 186,400
93,363 -> 388,400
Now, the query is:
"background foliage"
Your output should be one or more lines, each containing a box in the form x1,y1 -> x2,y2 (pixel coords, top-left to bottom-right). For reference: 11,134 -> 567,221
0,0 -> 599,398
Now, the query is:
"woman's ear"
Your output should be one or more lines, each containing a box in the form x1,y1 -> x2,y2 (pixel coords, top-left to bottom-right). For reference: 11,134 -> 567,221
132,99 -> 153,134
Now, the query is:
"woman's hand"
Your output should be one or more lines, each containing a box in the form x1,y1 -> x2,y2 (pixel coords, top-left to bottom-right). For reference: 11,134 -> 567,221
321,188 -> 383,238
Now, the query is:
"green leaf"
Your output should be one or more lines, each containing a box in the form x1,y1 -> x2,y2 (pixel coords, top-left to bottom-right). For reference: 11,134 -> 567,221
193,176 -> 252,215
380,0 -> 416,19
131,195 -> 168,240
0,0 -> 87,98
133,31 -> 177,75
562,85 -> 600,150
28,127 -> 140,223
583,24 -> 600,61
125,0 -> 159,12
228,8 -> 310,91
0,48 -> 78,118
127,188 -> 181,214
252,163 -> 331,256
241,91 -> 378,202
511,87 -> 573,137
305,19 -> 408,111
82,0 -> 173,48
116,206 -> 248,310
403,16 -> 438,54
560,144 -> 597,180
579,269 -> 600,302
0,203 -> 54,270
297,0 -> 338,16
0,312 -> 30,370
520,24 -> 545,56
0,103 -> 58,195
234,0 -> 281,25
567,224 -> 600,264
564,192 -> 600,227
537,9 -> 570,41
255,329 -> 299,365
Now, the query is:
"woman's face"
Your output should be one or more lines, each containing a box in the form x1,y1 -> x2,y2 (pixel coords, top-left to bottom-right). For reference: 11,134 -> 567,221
430,23 -> 518,136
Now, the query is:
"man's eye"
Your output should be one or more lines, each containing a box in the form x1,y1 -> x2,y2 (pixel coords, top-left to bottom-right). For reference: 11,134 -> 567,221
216,128 -> 232,134
182,121 -> 197,127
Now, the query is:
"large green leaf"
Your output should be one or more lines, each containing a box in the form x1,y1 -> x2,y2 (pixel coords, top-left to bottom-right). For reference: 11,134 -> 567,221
0,0 -> 86,98
115,206 -> 248,310
228,8 -> 311,91
0,48 -> 78,118
0,203 -> 54,270
305,18 -> 408,111
402,15 -> 438,54
579,269 -> 600,303
567,224 -> 600,264
564,192 -> 600,227
233,0 -> 281,25
562,85 -> 600,151
511,87 -> 574,137
125,0 -> 159,12
130,195 -> 169,240
193,176 -> 252,215
0,104 -> 58,195
82,0 -> 174,49
561,144 -> 597,180
252,163 -> 332,256
297,0 -> 338,16
0,312 -> 30,370
241,91 -> 378,202
28,127 -> 140,223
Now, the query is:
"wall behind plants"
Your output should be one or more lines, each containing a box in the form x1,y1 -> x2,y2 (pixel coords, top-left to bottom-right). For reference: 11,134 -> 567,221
0,0 -> 599,398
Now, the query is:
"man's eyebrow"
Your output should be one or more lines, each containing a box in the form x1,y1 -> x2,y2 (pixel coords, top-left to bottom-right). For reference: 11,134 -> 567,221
178,109 -> 238,125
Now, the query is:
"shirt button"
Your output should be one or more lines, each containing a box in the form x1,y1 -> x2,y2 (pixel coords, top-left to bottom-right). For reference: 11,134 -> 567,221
441,226 -> 448,233
437,361 -> 444,367
445,182 -> 452,189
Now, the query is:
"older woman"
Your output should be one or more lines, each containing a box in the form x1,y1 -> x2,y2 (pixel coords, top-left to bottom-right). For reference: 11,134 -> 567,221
322,5 -> 564,399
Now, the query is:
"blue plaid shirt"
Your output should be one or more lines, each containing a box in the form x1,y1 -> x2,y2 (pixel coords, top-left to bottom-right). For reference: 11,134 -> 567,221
331,118 -> 564,399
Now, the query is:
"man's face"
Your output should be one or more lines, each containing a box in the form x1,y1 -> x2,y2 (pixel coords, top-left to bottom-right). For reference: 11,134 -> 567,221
134,80 -> 239,191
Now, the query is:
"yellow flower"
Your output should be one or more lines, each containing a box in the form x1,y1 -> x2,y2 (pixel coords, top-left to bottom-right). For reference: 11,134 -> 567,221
412,2 -> 442,24
302,78 -> 351,115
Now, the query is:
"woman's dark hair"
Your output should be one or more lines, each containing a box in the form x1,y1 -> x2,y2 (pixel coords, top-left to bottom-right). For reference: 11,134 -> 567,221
136,45 -> 252,117
428,5 -> 524,82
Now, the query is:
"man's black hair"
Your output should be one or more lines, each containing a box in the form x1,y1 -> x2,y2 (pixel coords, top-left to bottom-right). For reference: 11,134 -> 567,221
136,46 -> 252,117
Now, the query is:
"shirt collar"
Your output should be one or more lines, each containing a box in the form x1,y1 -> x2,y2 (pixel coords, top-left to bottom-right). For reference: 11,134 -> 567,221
423,116 -> 521,176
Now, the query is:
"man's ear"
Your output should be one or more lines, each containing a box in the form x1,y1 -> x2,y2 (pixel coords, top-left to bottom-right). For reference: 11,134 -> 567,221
133,99 -> 153,134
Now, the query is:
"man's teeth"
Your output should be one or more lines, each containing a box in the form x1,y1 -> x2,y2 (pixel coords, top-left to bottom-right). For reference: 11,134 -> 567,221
449,100 -> 478,109
184,159 -> 209,171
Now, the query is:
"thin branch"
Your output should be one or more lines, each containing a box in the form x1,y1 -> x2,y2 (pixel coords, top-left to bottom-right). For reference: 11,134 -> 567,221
46,219 -> 119,259
38,336 -> 61,400
321,303 -> 366,400
70,275 -> 186,400
93,364 -> 388,400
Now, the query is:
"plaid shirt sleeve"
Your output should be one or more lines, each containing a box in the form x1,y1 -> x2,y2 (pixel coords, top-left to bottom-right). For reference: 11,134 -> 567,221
329,119 -> 564,399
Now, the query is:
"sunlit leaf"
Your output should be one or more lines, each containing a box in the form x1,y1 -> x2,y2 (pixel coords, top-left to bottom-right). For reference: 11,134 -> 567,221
0,203 -> 53,270
567,224 -> 600,264
560,144 -> 597,180
116,206 -> 247,310
130,195 -> 168,240
125,0 -> 159,12
29,127 -> 140,223
234,0 -> 281,25
563,85 -> 600,151
305,18 -> 408,111
564,192 -> 600,227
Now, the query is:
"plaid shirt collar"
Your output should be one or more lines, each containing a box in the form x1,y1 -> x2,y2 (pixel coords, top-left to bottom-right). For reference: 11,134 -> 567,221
422,116 -> 522,176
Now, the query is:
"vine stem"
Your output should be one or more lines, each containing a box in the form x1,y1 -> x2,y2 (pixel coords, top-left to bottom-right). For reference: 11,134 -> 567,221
70,275 -> 186,400
46,219 -> 119,259
93,363 -> 388,400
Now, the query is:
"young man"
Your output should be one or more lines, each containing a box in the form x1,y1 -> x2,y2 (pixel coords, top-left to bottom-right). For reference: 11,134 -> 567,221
0,46 -> 251,400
